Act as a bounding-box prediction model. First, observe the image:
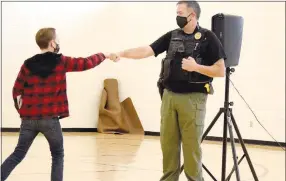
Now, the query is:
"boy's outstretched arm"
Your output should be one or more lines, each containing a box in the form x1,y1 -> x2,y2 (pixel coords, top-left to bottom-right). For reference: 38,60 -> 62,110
62,52 -> 117,72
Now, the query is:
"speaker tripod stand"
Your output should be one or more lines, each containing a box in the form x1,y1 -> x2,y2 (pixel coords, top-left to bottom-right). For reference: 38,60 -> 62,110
180,67 -> 259,181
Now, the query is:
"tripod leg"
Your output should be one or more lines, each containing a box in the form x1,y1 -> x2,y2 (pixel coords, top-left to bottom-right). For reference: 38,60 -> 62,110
230,111 -> 259,181
180,163 -> 218,181
226,111 -> 241,181
202,108 -> 224,141
221,109 -> 228,181
226,155 -> 245,181
203,164 -> 217,181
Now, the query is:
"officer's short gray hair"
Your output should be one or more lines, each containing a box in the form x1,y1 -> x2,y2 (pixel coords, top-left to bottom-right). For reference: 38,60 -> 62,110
177,1 -> 201,20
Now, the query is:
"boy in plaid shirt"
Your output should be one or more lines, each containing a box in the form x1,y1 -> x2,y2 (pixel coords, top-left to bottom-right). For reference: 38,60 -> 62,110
1,28 -> 117,181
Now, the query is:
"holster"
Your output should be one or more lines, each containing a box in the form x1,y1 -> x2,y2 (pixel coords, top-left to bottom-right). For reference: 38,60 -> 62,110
157,78 -> 164,100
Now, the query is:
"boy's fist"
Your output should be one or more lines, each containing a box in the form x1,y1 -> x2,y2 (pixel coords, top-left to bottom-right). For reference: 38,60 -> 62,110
104,53 -> 120,62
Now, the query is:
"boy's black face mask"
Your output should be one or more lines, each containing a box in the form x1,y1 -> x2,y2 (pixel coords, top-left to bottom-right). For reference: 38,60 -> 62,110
54,43 -> 60,53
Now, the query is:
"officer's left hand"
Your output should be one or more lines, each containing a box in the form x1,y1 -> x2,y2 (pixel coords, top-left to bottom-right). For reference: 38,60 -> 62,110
182,57 -> 198,72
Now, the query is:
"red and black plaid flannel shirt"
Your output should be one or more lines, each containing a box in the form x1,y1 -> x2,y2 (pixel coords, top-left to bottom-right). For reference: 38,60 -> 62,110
12,53 -> 106,120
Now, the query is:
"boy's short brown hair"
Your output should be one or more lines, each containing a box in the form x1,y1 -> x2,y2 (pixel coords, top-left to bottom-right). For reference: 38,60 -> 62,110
35,28 -> 56,49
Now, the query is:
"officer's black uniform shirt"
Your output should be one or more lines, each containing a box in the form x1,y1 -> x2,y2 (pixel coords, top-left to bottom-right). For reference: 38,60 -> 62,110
150,26 -> 227,93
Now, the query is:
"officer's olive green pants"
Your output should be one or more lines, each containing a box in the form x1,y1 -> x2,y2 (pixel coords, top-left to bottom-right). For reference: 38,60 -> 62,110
160,89 -> 207,181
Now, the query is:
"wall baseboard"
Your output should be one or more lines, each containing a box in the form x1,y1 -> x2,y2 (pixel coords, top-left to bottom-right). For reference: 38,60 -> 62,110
2,128 -> 285,148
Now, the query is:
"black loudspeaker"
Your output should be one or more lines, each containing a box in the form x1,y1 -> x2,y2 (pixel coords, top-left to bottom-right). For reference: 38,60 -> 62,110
211,13 -> 244,67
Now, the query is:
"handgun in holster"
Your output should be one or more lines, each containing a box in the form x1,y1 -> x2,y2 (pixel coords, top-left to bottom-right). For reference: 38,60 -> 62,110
157,58 -> 166,100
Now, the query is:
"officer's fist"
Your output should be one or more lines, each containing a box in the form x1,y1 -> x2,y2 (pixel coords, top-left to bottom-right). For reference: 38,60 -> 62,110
182,57 -> 198,72
113,53 -> 121,62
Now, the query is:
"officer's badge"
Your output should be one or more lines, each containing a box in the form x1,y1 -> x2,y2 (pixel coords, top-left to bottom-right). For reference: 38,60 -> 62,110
194,32 -> 202,40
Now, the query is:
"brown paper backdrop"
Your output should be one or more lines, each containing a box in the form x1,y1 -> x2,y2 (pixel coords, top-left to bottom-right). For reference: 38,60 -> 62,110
97,79 -> 144,134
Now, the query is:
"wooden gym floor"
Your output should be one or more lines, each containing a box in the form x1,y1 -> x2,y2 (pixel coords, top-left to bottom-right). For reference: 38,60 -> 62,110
1,132 -> 285,181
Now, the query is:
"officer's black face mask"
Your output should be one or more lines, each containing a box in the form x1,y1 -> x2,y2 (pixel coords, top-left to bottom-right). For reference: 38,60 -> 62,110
176,13 -> 192,28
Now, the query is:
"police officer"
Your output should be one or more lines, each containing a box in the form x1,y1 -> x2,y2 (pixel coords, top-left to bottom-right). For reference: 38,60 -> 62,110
116,1 -> 226,180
